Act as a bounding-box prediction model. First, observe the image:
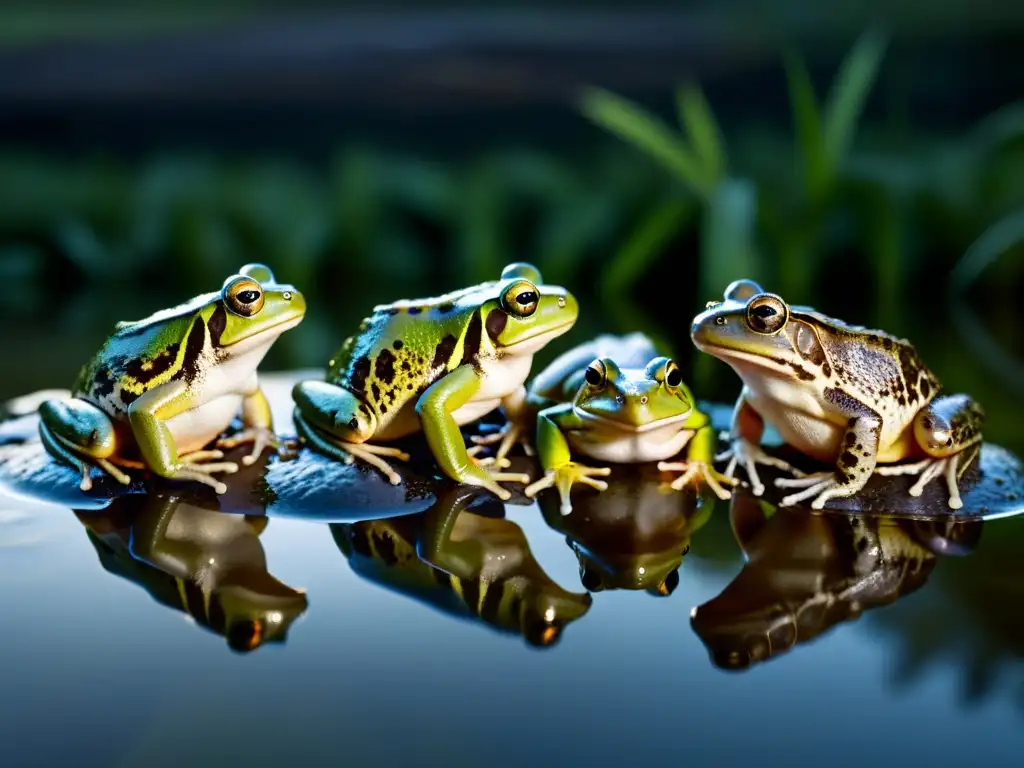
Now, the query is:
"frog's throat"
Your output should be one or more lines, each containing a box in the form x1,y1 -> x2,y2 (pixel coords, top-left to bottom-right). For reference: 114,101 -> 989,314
572,406 -> 694,433
500,320 -> 576,355
222,314 -> 304,354
696,345 -> 797,378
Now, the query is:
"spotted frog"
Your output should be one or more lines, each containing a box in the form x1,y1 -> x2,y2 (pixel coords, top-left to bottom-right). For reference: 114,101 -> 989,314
691,279 -> 984,509
292,263 -> 578,500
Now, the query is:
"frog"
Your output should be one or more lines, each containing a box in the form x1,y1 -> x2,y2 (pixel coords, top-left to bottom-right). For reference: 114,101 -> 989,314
691,279 -> 984,510
523,332 -> 736,514
291,262 -> 579,500
38,264 -> 306,495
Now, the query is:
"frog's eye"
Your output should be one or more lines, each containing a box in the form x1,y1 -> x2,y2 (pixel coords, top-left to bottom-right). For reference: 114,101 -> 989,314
501,280 -> 540,318
745,294 -> 788,334
224,277 -> 265,317
664,360 -> 683,389
584,360 -> 606,388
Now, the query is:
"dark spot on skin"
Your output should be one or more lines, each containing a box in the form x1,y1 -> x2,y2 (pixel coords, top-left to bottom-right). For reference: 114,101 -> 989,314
407,383 -> 414,390
120,389 -> 139,406
359,403 -> 371,418
375,348 -> 397,384
350,356 -> 371,394
840,451 -> 859,468
897,395 -> 906,407
348,417 -> 358,430
822,361 -> 832,378
91,368 -> 116,398
124,343 -> 180,385
438,302 -> 456,314
485,309 -> 508,341
380,405 -> 388,415
790,364 -> 815,381
432,334 -> 457,369
408,307 -> 423,315
207,304 -> 228,347
461,310 -> 483,367
370,382 -> 381,403
179,316 -> 207,385
919,378 -> 931,400
401,360 -> 411,371
856,537 -> 869,552
845,432 -> 857,447
392,340 -> 404,350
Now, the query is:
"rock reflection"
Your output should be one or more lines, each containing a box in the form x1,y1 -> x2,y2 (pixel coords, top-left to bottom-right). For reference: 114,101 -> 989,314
690,490 -> 982,671
331,485 -> 592,648
75,492 -> 308,653
538,463 -> 715,595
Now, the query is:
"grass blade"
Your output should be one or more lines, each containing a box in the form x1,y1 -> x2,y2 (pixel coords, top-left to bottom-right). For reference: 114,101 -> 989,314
822,28 -> 888,169
676,83 -> 726,184
783,49 -> 827,196
580,86 -> 710,198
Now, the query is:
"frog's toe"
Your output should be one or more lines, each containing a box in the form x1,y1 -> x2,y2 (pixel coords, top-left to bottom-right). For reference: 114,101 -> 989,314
217,427 -> 279,465
776,474 -> 847,508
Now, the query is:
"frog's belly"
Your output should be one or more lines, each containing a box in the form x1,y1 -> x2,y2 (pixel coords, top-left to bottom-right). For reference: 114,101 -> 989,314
568,425 -> 693,464
751,401 -> 843,463
165,394 -> 243,455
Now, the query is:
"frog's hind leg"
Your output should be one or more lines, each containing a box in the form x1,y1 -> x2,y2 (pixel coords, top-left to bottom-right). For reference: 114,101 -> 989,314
38,399 -> 132,491
876,395 -> 984,510
292,381 -> 410,485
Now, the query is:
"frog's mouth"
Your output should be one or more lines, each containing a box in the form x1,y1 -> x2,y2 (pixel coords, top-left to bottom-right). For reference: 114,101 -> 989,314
502,320 -> 576,355
573,407 -> 695,433
698,346 -> 798,379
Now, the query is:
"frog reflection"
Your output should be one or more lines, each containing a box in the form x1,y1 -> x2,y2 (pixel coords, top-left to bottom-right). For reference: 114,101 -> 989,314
75,494 -> 308,653
538,463 -> 715,596
331,485 -> 592,647
690,490 -> 982,671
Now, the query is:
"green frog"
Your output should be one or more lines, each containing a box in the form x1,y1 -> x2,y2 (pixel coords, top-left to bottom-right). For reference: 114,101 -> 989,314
691,279 -> 984,509
331,485 -> 592,647
292,263 -> 578,500
523,333 -> 735,514
77,493 -> 309,653
38,264 -> 306,494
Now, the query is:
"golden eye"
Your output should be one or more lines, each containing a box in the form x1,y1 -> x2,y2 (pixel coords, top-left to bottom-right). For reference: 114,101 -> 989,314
745,293 -> 788,334
224,277 -> 264,317
500,280 -> 539,318
584,360 -> 606,388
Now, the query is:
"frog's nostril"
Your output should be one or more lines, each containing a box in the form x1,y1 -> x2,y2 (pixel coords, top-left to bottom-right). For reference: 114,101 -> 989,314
557,297 -> 566,308
641,396 -> 648,404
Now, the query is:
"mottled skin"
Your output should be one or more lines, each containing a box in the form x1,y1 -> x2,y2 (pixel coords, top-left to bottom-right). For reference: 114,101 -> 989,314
77,494 -> 308,653
331,486 -> 592,647
292,263 -> 578,499
523,333 -> 735,514
38,264 -> 306,494
692,279 -> 984,509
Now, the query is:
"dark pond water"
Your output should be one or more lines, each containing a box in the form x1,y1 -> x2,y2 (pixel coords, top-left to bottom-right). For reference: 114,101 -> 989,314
3,370 -> 1024,768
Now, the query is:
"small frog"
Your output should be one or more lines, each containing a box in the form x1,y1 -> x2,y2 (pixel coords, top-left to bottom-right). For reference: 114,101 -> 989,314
292,263 -> 578,500
38,264 -> 305,494
691,279 -> 984,509
524,333 -> 735,514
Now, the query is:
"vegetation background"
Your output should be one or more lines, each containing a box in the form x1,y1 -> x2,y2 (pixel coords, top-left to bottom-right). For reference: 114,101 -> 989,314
1,0 -> 1022,457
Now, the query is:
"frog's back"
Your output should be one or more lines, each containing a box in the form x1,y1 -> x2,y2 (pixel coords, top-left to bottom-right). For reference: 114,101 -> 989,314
796,307 -> 941,409
73,307 -> 200,416
326,284 -> 496,415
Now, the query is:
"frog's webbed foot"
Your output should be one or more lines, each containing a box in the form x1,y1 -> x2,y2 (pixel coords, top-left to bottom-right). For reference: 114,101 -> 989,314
294,411 -> 409,484
216,427 -> 280,465
875,451 -> 977,510
38,420 -> 133,491
461,466 -> 533,501
774,471 -> 859,510
469,419 -> 529,464
657,459 -> 737,500
524,462 -> 612,515
715,436 -> 806,496
466,444 -> 512,470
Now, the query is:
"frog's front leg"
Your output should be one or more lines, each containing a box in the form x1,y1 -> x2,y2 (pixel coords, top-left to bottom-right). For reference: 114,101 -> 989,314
774,391 -> 883,509
215,386 -> 282,465
416,365 -> 531,501
523,403 -> 611,514
38,398 -> 133,491
656,414 -> 737,500
875,394 -> 984,510
291,380 -> 409,485
715,391 -> 806,495
128,382 -> 241,494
